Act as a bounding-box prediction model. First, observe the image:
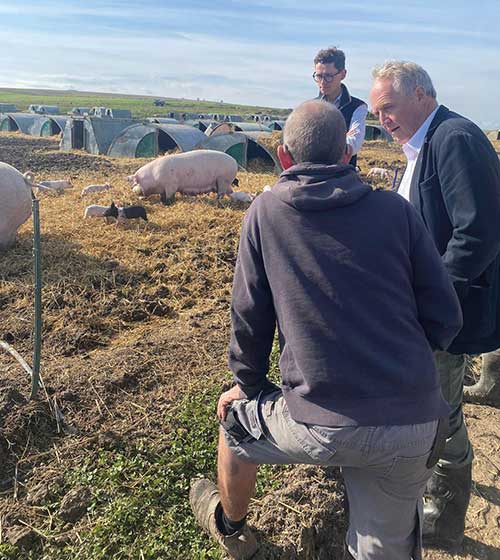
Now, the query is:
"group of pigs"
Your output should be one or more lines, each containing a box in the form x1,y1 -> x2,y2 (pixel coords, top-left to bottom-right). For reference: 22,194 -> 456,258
0,150 -> 256,250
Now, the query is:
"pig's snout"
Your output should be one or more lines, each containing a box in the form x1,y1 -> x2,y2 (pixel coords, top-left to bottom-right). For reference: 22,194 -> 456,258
132,185 -> 144,196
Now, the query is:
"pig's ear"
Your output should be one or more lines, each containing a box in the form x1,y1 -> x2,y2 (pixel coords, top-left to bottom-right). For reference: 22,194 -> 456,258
277,145 -> 294,170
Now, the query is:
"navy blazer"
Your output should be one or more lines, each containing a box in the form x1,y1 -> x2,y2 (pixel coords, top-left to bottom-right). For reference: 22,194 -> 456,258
409,105 -> 500,354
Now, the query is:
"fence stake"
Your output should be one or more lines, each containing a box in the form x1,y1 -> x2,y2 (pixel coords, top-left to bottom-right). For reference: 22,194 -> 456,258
30,191 -> 42,400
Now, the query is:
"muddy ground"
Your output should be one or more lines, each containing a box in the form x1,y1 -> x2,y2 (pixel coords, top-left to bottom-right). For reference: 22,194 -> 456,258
0,134 -> 498,559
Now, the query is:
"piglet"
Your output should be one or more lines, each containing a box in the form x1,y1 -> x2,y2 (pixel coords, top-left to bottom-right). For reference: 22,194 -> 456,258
37,179 -> 73,194
81,182 -> 112,197
84,201 -> 119,221
117,205 -> 148,223
229,191 -> 255,203
367,167 -> 391,180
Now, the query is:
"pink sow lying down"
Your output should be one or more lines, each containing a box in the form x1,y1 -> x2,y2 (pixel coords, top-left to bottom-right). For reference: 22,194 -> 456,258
128,150 -> 238,203
0,163 -> 33,250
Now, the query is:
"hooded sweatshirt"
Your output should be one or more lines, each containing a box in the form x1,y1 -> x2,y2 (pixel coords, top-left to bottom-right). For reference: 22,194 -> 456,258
229,163 -> 462,427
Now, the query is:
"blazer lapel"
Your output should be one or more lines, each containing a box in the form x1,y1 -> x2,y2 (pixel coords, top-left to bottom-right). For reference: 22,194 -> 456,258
408,106 -> 449,218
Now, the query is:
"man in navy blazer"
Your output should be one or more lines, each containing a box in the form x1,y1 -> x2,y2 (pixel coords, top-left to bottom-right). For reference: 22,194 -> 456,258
370,61 -> 500,551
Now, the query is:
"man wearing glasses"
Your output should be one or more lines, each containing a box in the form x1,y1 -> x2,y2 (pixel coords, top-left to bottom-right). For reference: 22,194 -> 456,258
313,47 -> 367,165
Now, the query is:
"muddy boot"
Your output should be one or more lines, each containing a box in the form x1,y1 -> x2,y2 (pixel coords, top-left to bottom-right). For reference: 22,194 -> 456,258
464,349 -> 500,406
189,478 -> 258,560
422,463 -> 472,551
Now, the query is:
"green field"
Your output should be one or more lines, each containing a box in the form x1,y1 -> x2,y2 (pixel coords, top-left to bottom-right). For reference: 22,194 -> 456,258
0,88 -> 291,119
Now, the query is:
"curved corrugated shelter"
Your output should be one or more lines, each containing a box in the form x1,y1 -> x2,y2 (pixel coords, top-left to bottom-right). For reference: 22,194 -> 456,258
108,109 -> 132,118
36,105 -> 60,115
233,122 -> 272,133
60,116 -> 139,154
202,132 -> 248,168
30,115 -> 70,137
184,119 -> 216,132
0,114 -> 19,131
108,123 -> 157,158
365,124 -> 393,142
50,116 -> 70,133
1,113 -> 40,134
30,116 -> 54,136
239,131 -> 281,173
148,117 -> 180,125
28,105 -> 60,115
69,107 -> 90,115
107,123 -> 207,158
268,121 -> 286,131
205,122 -> 232,136
154,124 -> 206,153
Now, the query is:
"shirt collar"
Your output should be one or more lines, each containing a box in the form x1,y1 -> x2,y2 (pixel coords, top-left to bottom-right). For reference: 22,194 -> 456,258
320,84 -> 347,108
402,105 -> 440,161
320,93 -> 341,108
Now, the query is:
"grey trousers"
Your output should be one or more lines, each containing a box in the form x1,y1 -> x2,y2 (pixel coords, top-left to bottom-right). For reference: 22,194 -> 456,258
434,351 -> 474,469
222,390 -> 438,560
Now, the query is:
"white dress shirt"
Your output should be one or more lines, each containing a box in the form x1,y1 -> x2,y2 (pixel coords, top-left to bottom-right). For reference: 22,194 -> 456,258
331,93 -> 368,156
398,106 -> 440,201
345,104 -> 368,156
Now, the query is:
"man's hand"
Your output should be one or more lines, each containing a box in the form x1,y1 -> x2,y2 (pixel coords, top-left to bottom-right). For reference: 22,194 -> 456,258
217,384 -> 247,421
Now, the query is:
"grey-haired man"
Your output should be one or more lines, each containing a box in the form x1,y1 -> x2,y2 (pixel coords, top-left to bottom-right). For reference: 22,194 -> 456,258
370,60 -> 500,551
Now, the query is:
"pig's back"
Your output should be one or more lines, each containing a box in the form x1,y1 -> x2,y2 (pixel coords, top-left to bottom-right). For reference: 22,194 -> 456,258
152,150 -> 237,188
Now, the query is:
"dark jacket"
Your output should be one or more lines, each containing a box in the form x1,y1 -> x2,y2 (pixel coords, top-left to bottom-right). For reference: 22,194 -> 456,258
409,106 -> 500,354
319,84 -> 366,166
229,164 -> 462,427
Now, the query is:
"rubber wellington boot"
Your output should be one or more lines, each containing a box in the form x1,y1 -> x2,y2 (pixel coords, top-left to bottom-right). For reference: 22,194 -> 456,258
189,478 -> 258,560
464,349 -> 500,406
422,463 -> 472,551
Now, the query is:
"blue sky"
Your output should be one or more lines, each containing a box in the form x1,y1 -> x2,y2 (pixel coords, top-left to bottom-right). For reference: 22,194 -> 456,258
1,1 -> 499,128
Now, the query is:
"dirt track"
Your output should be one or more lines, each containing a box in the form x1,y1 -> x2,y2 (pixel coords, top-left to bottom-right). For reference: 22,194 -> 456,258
0,134 -> 498,559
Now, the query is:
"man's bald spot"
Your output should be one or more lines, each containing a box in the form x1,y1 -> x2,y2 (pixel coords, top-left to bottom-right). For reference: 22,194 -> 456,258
284,100 -> 347,164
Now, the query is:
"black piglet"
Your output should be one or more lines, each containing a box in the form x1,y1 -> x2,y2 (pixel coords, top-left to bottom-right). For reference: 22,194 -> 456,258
119,205 -> 148,221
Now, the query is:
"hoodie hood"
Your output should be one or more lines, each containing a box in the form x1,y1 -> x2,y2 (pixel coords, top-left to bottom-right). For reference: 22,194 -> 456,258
273,163 -> 372,211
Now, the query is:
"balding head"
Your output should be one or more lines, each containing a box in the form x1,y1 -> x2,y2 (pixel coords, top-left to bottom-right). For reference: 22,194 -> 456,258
283,100 -> 346,165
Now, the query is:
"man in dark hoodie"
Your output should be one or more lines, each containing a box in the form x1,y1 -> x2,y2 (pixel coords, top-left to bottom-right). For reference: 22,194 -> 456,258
190,100 -> 463,560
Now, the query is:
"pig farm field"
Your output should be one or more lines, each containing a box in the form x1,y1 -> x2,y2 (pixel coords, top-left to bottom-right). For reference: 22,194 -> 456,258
0,132 -> 499,560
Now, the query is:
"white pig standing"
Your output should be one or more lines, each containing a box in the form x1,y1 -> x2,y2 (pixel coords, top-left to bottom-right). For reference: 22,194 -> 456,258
128,150 -> 238,204
0,163 -> 33,250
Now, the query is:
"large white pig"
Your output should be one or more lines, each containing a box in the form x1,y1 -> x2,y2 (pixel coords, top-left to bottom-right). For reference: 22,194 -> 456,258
128,150 -> 238,204
0,163 -> 33,250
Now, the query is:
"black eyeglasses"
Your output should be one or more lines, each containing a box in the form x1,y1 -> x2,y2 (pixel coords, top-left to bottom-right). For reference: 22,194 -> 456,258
312,71 -> 342,83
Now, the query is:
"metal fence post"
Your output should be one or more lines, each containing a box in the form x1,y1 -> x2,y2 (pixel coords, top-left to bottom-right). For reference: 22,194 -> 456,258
30,191 -> 42,399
